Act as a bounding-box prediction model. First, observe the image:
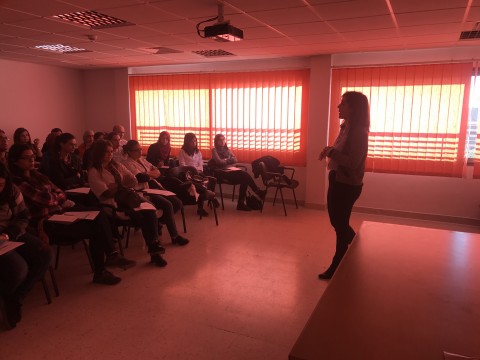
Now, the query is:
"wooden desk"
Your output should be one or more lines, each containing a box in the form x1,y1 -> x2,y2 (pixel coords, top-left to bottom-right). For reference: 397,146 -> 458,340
290,221 -> 480,360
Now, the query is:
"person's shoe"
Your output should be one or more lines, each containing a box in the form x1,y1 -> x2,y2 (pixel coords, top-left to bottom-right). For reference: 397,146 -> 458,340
93,270 -> 121,285
236,203 -> 252,211
105,253 -> 137,269
197,208 -> 209,217
0,296 -> 20,330
149,243 -> 166,255
172,235 -> 189,246
318,269 -> 334,280
255,189 -> 267,200
150,253 -> 168,267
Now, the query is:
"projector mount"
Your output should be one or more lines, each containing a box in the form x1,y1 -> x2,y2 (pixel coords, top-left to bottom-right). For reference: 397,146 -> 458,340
196,3 -> 244,42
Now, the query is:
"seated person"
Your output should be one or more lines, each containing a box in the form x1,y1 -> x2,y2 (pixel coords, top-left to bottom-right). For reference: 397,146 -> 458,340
8,144 -> 134,285
106,132 -> 125,163
0,163 -> 51,329
46,133 -> 85,190
82,131 -> 106,170
87,140 -> 167,267
177,133 -> 217,217
13,128 -> 41,161
121,140 -> 188,246
208,134 -> 266,211
147,131 -> 173,168
76,130 -> 94,159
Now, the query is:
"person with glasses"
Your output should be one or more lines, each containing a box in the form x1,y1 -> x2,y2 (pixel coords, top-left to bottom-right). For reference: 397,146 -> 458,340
0,162 -> 52,329
121,140 -> 189,246
8,143 -> 132,285
113,125 -> 127,147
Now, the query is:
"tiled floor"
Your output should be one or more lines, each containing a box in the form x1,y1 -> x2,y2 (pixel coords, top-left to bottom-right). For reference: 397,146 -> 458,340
1,201 -> 478,360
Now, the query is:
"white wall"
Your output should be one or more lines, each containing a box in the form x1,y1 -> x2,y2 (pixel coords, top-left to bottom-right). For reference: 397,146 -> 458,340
82,68 -> 130,136
0,59 -> 84,142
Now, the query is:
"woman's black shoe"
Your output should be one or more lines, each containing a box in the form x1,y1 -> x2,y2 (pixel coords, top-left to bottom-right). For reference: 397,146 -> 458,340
172,235 -> 189,246
197,208 -> 209,217
236,203 -> 252,211
150,253 -> 168,267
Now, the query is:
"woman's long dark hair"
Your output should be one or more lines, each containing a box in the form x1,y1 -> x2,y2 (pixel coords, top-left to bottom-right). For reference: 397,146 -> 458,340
181,133 -> 199,156
13,127 -> 32,145
342,91 -> 370,131
214,134 -> 228,150
0,162 -> 15,207
90,139 -> 114,171
53,132 -> 75,154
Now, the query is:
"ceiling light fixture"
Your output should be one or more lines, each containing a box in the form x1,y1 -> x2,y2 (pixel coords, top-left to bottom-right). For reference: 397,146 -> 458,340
196,3 -> 243,42
34,44 -> 90,54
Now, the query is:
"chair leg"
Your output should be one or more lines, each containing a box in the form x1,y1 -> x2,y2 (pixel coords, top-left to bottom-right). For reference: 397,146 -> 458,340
117,234 -> 124,256
280,188 -> 287,216
41,277 -> 52,304
213,202 -> 219,226
219,183 -> 225,210
55,245 -> 61,270
273,188 -> 280,206
260,188 -> 268,213
231,185 -> 236,202
292,188 -> 298,209
125,226 -> 131,248
81,239 -> 95,273
181,207 -> 187,233
49,265 -> 59,297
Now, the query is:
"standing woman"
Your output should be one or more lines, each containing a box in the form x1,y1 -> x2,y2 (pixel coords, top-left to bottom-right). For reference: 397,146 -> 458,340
147,131 -> 172,168
0,163 -> 51,329
318,91 -> 370,280
208,134 -> 265,211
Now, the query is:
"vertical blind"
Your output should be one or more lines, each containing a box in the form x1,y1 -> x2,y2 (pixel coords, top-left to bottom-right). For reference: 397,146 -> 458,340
330,63 -> 473,177
129,70 -> 309,166
472,63 -> 480,179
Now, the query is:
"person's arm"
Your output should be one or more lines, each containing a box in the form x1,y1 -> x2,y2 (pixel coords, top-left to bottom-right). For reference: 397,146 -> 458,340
116,162 -> 138,188
195,151 -> 204,172
178,150 -> 187,167
17,177 -> 67,208
3,188 -> 29,240
329,129 -> 369,169
88,168 -> 112,201
146,144 -> 161,167
211,148 -> 228,166
49,157 -> 83,190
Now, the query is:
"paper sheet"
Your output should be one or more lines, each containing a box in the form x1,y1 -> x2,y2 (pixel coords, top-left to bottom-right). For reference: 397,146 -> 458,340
65,187 -> 91,194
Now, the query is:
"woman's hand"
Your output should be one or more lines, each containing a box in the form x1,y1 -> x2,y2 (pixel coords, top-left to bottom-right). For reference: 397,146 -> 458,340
0,233 -> 10,241
319,146 -> 334,160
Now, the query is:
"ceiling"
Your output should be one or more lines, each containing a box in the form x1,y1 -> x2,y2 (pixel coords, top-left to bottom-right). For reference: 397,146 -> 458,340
0,0 -> 479,69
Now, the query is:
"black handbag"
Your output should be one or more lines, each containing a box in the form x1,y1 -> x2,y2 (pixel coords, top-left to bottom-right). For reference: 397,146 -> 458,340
245,191 -> 262,210
114,187 -> 142,209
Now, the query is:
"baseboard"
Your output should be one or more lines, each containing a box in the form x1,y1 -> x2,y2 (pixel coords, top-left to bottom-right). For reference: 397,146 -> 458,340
353,206 -> 480,227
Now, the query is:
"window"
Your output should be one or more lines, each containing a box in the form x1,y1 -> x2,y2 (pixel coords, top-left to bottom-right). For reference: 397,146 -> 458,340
129,70 -> 309,166
330,63 -> 473,177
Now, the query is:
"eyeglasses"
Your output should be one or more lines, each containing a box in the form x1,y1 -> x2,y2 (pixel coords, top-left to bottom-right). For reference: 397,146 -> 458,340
20,155 -> 35,161
129,149 -> 142,152
0,136 -> 9,141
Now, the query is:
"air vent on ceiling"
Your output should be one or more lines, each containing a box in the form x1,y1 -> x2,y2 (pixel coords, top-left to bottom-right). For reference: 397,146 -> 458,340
53,10 -> 134,30
193,49 -> 236,57
141,47 -> 183,54
459,30 -> 480,40
34,44 -> 91,54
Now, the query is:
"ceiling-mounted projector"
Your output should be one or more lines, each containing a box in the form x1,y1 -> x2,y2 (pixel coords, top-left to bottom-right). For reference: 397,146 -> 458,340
204,22 -> 243,42
196,3 -> 244,42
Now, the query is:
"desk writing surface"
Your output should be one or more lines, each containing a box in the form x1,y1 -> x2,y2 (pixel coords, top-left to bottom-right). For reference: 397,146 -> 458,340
289,221 -> 480,360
